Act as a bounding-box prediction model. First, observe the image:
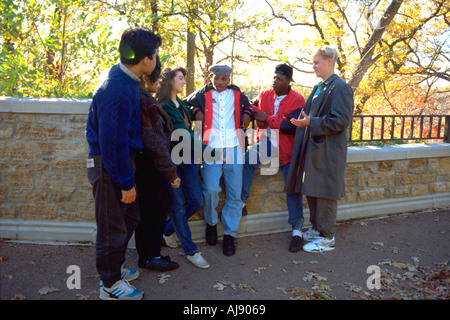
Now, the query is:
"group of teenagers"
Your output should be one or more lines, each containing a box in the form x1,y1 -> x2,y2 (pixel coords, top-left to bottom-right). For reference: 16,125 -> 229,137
85,27 -> 354,300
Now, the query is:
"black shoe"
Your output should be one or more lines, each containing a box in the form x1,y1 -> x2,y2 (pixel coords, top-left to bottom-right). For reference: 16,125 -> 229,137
139,255 -> 179,271
289,236 -> 304,253
222,234 -> 236,256
205,224 -> 218,246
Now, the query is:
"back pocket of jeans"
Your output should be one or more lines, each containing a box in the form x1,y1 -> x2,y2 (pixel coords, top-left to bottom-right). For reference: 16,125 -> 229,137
87,158 -> 101,186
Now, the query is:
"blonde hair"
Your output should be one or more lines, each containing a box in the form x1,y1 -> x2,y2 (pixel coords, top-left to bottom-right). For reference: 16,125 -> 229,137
313,45 -> 338,65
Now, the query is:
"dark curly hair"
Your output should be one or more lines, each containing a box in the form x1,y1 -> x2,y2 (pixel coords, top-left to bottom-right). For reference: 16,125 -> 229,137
148,55 -> 162,84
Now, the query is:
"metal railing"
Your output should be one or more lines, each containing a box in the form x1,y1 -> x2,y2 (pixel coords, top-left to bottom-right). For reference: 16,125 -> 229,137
349,115 -> 449,143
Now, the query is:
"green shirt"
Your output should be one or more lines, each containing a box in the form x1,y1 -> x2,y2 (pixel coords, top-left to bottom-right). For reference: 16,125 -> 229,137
161,97 -> 216,163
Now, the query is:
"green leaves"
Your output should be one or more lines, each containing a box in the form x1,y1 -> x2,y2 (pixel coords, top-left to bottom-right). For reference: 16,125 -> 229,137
0,0 -> 117,98
1,0 -> 447,103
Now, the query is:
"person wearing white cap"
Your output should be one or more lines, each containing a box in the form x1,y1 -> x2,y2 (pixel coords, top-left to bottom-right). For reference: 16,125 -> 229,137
184,64 -> 252,256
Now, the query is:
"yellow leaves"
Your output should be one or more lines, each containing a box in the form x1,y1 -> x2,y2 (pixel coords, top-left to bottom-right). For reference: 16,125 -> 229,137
360,74 -> 440,116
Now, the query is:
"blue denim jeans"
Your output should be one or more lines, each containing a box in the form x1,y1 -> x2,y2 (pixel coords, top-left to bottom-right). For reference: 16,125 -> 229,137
242,139 -> 304,231
201,145 -> 243,237
281,162 -> 304,231
241,137 -> 275,202
165,163 -> 203,255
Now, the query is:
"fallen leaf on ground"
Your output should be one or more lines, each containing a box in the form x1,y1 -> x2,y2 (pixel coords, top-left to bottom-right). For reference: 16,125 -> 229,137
157,274 -> 171,284
237,283 -> 256,293
213,282 -> 227,291
214,280 -> 255,293
391,247 -> 400,254
339,282 -> 363,293
303,271 -> 327,282
312,283 -> 331,291
253,267 -> 267,274
305,291 -> 334,300
38,286 -> 61,295
393,262 -> 412,270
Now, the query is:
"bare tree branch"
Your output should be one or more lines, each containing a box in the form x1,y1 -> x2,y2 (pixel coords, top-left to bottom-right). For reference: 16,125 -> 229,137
348,0 -> 404,91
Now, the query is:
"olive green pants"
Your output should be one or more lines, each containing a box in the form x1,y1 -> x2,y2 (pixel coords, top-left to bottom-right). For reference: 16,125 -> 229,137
306,196 -> 338,239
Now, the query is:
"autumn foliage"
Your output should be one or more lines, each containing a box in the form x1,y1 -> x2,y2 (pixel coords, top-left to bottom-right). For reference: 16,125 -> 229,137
1,0 -> 448,129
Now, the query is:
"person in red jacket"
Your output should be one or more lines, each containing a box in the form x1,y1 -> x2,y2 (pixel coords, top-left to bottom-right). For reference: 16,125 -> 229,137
241,64 -> 306,253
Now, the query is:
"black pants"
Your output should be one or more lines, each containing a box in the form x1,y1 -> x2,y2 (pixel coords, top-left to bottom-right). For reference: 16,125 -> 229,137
134,152 -> 171,265
87,155 -> 140,288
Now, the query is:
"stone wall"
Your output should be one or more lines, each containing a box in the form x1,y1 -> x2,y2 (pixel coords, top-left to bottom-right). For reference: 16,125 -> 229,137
1,97 -> 449,243
245,153 -> 450,214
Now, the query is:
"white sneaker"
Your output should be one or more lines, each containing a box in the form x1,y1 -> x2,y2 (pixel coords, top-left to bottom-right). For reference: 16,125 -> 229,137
163,233 -> 178,248
187,252 -> 210,269
303,236 -> 335,253
99,279 -> 144,300
302,227 -> 320,242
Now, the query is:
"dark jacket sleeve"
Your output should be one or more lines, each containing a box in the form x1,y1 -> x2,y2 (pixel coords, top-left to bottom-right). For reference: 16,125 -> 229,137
239,91 -> 253,120
184,86 -> 208,118
280,108 -> 302,135
250,96 -> 259,107
140,98 -> 178,183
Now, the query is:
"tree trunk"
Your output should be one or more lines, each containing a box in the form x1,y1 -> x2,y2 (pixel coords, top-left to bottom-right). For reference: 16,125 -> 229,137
203,46 -> 214,83
186,3 -> 197,95
149,0 -> 159,34
186,29 -> 196,95
348,0 -> 404,91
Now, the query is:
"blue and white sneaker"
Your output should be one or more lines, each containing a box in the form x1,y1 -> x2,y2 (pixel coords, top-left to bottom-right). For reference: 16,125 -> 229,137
99,268 -> 139,287
99,279 -> 144,300
121,268 -> 139,281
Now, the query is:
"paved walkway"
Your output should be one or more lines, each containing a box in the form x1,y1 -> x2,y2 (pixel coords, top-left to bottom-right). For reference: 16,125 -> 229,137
1,209 -> 449,302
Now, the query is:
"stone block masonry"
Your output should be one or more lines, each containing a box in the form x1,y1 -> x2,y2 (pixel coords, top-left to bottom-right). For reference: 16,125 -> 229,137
0,97 -> 449,243
0,98 -> 95,240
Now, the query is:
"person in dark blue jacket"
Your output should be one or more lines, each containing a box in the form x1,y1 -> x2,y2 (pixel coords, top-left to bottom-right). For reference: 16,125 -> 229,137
85,27 -> 161,300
